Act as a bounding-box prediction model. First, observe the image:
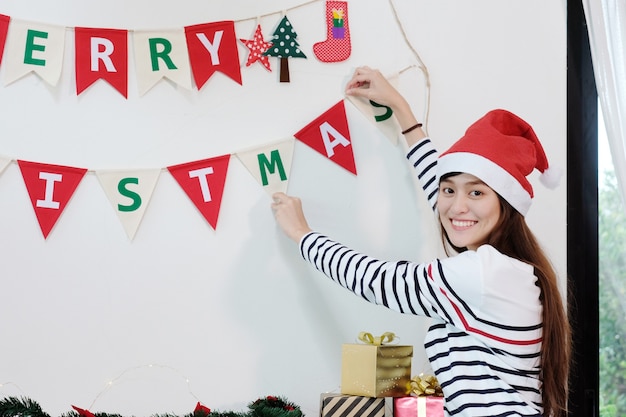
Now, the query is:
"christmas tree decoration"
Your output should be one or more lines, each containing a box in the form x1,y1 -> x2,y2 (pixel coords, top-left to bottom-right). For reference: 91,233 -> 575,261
17,160 -> 87,239
313,1 -> 351,63
167,155 -> 231,230
2,19 -> 66,87
0,396 -> 302,417
75,27 -> 129,98
240,24 -> 273,71
0,14 -> 10,66
133,28 -> 193,96
184,21 -> 242,90
95,169 -> 161,240
294,100 -> 356,175
263,16 -> 307,82
236,139 -> 294,196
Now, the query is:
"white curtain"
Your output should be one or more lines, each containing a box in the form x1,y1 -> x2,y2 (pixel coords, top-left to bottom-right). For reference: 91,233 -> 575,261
583,0 -> 626,200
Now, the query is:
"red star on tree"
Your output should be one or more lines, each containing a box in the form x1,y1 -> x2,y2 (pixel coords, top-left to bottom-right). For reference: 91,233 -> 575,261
240,24 -> 273,71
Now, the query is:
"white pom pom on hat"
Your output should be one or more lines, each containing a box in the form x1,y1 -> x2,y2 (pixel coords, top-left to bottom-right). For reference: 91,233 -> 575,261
437,109 -> 560,216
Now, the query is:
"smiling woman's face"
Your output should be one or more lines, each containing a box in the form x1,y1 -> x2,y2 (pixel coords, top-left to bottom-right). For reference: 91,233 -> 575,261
437,173 -> 502,251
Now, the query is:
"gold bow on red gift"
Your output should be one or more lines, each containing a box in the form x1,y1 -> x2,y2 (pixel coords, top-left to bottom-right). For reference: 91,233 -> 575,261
406,373 -> 444,397
357,331 -> 396,346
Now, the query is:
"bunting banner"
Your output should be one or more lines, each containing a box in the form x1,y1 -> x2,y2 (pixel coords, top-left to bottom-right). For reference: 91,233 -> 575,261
0,2 -> 353,95
17,160 -> 88,239
236,139 -> 294,197
133,28 -> 193,96
75,27 -> 129,97
184,21 -> 242,89
294,100 -> 356,175
167,154 -> 231,230
3,19 -> 66,86
96,169 -> 161,240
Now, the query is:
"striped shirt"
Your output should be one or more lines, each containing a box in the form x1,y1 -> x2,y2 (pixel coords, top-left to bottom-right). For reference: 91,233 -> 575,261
299,138 -> 544,416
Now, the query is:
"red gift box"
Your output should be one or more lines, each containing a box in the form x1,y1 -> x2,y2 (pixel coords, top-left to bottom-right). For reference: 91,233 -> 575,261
393,396 -> 444,417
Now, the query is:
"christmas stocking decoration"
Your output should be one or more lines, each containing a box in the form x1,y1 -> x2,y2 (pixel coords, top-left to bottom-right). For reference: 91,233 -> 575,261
313,1 -> 351,62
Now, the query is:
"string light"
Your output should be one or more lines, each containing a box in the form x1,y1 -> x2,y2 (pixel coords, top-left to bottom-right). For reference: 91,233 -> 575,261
88,363 -> 200,410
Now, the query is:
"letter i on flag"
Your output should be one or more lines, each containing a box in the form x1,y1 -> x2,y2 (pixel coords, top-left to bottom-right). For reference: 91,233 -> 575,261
167,154 -> 230,230
75,27 -> 128,98
294,100 -> 356,175
17,160 -> 87,239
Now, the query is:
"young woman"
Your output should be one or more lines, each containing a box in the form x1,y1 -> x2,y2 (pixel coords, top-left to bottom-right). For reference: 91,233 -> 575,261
271,66 -> 571,417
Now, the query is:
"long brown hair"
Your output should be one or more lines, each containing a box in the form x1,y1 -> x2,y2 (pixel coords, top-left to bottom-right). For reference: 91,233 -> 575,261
439,182 -> 571,417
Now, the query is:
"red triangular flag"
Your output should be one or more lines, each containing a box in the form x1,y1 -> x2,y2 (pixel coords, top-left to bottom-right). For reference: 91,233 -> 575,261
18,160 -> 87,239
75,27 -> 128,97
194,402 -> 211,417
167,154 -> 230,230
0,14 -> 10,65
294,100 -> 356,175
185,21 -> 242,89
72,405 -> 96,417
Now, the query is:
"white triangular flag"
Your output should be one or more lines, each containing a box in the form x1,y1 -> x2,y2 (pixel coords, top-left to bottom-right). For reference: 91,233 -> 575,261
3,19 -> 66,86
345,74 -> 402,145
236,138 -> 294,196
96,169 -> 161,240
133,28 -> 192,96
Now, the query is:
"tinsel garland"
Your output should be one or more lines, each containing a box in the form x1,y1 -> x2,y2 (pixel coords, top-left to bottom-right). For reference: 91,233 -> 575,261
0,396 -> 303,417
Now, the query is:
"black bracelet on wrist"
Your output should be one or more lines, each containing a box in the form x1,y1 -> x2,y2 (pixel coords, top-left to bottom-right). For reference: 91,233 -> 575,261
401,123 -> 423,135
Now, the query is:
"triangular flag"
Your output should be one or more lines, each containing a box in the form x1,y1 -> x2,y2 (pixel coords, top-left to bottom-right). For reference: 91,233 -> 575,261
236,139 -> 294,196
0,14 -> 10,65
17,160 -> 87,239
75,27 -> 128,98
294,100 -> 356,175
72,406 -> 96,417
185,21 -> 242,89
3,19 -> 66,86
133,28 -> 192,96
0,155 -> 11,175
96,169 -> 161,240
167,154 -> 230,230
345,74 -> 402,145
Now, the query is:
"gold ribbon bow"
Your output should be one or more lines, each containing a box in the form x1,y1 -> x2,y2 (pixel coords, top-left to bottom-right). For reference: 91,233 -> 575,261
406,373 -> 444,397
357,331 -> 396,346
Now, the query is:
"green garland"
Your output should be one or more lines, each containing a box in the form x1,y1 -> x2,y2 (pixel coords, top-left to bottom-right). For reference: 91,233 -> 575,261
0,396 -> 303,417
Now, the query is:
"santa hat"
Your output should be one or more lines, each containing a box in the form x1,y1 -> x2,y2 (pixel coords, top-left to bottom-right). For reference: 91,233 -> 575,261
437,109 -> 561,216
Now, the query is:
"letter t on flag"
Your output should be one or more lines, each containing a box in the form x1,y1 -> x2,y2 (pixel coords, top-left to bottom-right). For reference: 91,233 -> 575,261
167,154 -> 230,230
75,27 -> 128,97
17,160 -> 87,239
294,100 -> 356,175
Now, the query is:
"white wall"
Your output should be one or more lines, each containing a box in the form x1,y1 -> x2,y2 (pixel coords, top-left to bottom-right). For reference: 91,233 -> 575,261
0,1 -> 567,416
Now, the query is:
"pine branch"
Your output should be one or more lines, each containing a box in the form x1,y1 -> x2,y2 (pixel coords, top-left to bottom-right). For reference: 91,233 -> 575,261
0,397 -> 51,417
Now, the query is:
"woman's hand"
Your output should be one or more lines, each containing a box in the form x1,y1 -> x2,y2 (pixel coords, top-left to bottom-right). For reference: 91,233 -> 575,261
345,66 -> 407,110
271,192 -> 313,243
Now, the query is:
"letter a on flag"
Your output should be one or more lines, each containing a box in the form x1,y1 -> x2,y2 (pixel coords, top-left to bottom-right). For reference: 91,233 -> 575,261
17,160 -> 87,239
294,100 -> 356,175
75,27 -> 128,97
167,154 -> 230,230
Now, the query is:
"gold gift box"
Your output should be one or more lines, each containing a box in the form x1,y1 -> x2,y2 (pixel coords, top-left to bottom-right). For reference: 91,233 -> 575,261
340,343 -> 413,398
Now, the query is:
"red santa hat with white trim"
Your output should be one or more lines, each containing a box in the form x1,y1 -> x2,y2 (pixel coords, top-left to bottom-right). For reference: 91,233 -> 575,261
437,109 -> 562,216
